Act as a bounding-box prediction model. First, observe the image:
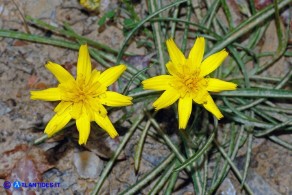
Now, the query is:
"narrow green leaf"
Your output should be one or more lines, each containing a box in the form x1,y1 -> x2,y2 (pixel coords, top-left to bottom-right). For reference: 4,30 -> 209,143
215,88 -> 292,98
205,0 -> 291,56
148,0 -> 167,74
269,136 -> 292,150
25,15 -> 118,53
164,161 -> 180,195
209,125 -> 245,194
174,131 -> 215,172
120,153 -> 176,195
214,140 -> 253,194
148,159 -> 177,195
254,119 -> 292,137
117,0 -> 188,64
91,115 -> 144,195
106,10 -> 116,18
134,120 -> 151,171
241,132 -> 253,188
0,29 -> 78,49
98,15 -> 107,26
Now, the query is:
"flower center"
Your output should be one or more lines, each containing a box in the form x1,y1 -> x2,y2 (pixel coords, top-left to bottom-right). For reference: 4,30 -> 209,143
59,75 -> 104,104
75,86 -> 88,102
172,70 -> 208,98
183,75 -> 198,91
74,77 -> 103,103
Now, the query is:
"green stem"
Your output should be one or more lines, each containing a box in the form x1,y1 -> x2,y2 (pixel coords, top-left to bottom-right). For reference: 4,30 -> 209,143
33,134 -> 48,145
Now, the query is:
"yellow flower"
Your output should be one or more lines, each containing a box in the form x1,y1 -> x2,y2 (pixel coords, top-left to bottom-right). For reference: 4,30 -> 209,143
142,37 -> 237,129
80,0 -> 100,11
31,45 -> 132,145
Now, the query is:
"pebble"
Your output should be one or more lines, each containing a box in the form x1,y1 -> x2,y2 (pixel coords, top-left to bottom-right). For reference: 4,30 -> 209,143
246,170 -> 281,195
220,178 -> 236,195
73,151 -> 104,179
0,101 -> 11,116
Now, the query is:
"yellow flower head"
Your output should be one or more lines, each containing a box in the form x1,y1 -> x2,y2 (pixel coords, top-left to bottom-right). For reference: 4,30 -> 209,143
31,45 -> 132,145
142,37 -> 237,129
80,0 -> 100,11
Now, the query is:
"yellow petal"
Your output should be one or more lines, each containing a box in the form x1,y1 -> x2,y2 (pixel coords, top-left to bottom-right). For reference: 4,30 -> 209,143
166,39 -> 186,66
166,61 -> 182,76
98,104 -> 108,117
142,75 -> 172,91
77,44 -> 92,83
153,87 -> 180,110
95,114 -> 118,138
187,37 -> 205,71
76,112 -> 91,145
98,64 -> 126,87
30,88 -> 61,101
178,96 -> 192,129
44,111 -> 71,137
85,80 -> 104,95
87,97 -> 108,117
70,101 -> 83,119
88,69 -> 101,84
206,78 -> 237,92
99,91 -> 132,107
192,90 -> 209,105
45,62 -> 75,83
190,82 -> 209,104
83,99 -> 96,120
202,95 -> 223,119
87,95 -> 102,108
199,49 -> 228,77
54,101 -> 72,115
58,80 -> 75,92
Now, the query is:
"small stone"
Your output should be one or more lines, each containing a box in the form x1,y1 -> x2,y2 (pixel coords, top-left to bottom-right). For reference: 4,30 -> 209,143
43,113 -> 54,124
73,151 -> 104,179
24,0 -> 61,18
59,169 -> 78,190
246,170 -> 281,195
0,101 -> 11,116
217,178 -> 236,195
